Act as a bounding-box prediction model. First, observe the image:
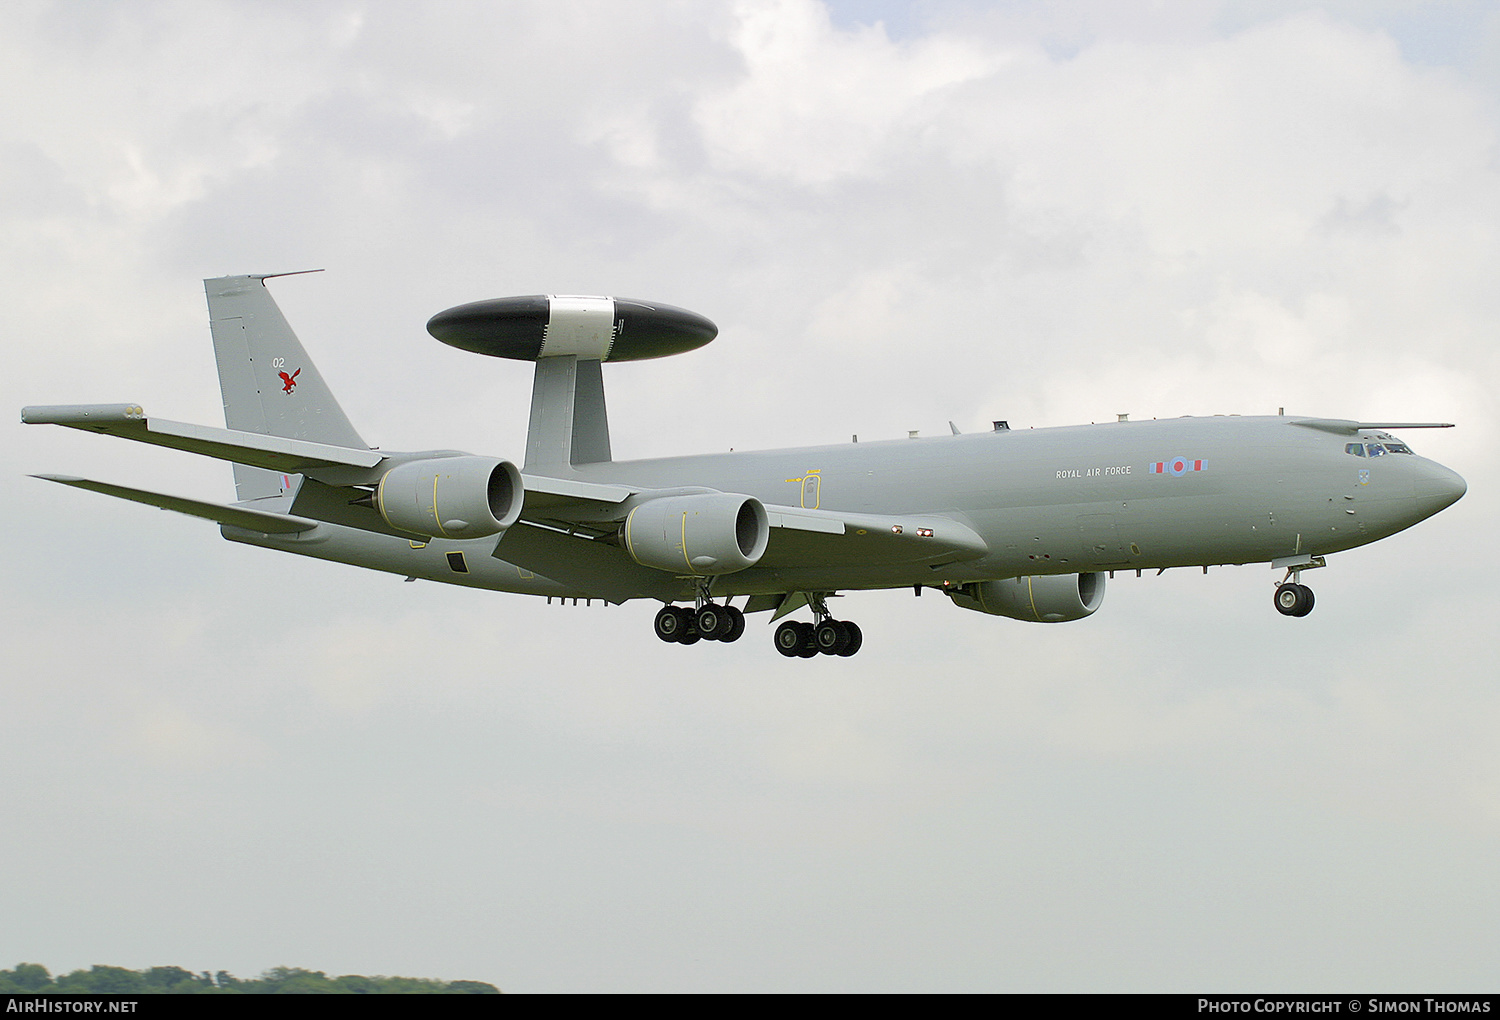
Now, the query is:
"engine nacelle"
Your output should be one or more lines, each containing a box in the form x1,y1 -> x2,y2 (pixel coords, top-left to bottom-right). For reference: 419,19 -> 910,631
948,573 -> 1106,623
624,493 -> 770,575
376,456 -> 523,539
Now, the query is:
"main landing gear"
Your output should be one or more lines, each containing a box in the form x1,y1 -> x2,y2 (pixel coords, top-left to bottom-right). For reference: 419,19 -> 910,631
653,602 -> 746,645
653,591 -> 866,657
773,618 -> 863,658
773,593 -> 863,658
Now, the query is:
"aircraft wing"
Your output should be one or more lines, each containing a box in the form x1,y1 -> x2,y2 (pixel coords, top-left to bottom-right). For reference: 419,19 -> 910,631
33,475 -> 319,534
515,478 -> 984,564
21,404 -> 383,473
494,492 -> 988,602
27,397 -> 985,589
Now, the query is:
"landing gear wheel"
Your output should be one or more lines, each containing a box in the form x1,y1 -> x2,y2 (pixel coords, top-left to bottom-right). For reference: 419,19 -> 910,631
721,606 -> 746,643
654,605 -> 689,643
695,604 -> 730,641
836,621 -> 862,657
814,620 -> 850,655
774,621 -> 803,657
795,622 -> 818,658
1293,585 -> 1314,617
1274,583 -> 1315,617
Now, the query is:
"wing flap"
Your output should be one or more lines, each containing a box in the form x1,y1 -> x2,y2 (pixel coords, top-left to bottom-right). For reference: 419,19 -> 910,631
759,504 -> 987,568
765,506 -> 845,535
33,475 -> 318,534
519,472 -> 635,514
492,522 -> 677,603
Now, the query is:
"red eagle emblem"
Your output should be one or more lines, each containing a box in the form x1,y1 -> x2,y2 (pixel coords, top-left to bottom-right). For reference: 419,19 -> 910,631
278,368 -> 301,393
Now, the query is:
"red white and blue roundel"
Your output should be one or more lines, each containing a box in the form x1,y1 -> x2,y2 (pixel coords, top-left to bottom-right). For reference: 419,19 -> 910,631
1150,457 -> 1206,476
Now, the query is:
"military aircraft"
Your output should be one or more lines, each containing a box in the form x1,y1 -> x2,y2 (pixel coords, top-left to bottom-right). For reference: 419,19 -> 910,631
23,273 -> 1466,658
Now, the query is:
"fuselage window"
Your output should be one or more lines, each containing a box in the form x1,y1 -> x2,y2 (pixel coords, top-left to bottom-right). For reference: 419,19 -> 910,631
1345,443 -> 1365,457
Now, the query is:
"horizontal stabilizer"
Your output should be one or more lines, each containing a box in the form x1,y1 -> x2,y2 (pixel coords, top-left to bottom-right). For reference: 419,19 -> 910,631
33,475 -> 319,534
22,404 -> 382,473
19,403 -> 145,425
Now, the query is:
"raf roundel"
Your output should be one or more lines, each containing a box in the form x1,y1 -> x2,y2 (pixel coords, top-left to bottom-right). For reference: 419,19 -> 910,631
1149,457 -> 1206,476
426,295 -> 718,362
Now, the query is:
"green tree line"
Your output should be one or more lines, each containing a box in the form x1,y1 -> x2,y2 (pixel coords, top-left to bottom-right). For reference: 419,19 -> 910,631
0,962 -> 499,994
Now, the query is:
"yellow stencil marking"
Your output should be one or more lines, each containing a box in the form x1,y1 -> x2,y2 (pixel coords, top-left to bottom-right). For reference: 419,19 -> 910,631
801,469 -> 821,509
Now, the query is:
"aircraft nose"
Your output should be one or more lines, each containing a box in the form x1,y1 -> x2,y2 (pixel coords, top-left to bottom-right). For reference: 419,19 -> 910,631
1413,460 -> 1466,516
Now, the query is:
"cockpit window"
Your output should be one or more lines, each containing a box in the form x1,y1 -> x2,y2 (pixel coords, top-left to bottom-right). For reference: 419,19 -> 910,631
1352,437 -> 1415,455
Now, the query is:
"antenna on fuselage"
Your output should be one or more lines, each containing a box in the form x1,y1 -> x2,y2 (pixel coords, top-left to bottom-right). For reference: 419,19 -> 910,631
425,295 -> 717,474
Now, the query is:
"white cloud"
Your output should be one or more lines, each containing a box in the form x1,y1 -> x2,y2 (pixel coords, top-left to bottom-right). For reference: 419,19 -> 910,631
696,0 -> 1001,183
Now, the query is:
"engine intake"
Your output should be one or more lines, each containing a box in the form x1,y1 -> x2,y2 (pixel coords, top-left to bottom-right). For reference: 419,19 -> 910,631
376,456 -> 523,539
948,573 -> 1106,623
624,493 -> 770,575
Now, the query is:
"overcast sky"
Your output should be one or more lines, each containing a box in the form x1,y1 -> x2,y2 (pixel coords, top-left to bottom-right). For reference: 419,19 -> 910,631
2,0 -> 1497,993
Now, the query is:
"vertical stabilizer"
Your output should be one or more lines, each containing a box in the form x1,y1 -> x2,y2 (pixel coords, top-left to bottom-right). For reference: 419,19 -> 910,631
205,273 -> 368,500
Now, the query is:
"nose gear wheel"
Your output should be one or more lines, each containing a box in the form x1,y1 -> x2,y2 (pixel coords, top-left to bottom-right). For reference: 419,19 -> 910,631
1274,583 -> 1315,617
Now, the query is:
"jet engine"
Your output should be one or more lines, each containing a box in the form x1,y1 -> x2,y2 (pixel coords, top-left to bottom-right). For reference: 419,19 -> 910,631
624,493 -> 770,575
947,573 -> 1106,623
376,456 -> 523,539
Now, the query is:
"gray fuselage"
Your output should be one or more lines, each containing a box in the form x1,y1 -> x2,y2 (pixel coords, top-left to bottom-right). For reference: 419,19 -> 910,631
227,414 -> 1466,602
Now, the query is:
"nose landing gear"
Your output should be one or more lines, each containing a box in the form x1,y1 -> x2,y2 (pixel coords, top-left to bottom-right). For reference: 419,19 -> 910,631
1273,557 -> 1324,617
1274,582 -> 1315,617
